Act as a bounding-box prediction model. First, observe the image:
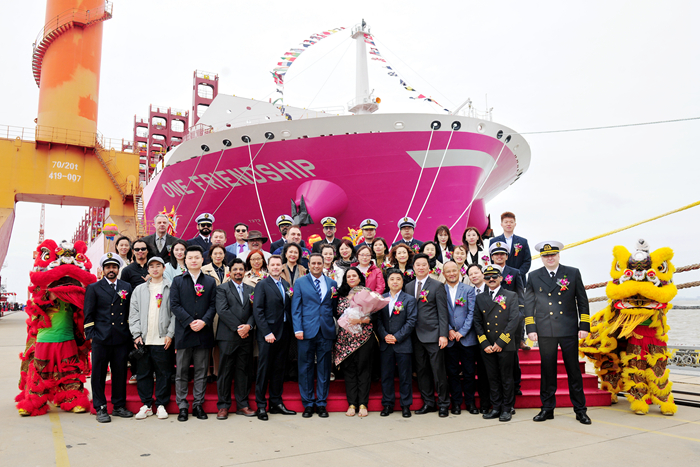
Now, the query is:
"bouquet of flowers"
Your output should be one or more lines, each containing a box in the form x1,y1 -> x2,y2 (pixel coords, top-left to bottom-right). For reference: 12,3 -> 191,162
337,288 -> 390,335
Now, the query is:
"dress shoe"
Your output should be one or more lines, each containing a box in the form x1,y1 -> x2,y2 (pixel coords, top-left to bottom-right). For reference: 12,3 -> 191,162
177,409 -> 188,422
302,406 -> 315,418
380,406 -> 394,417
192,405 -> 208,420
520,341 -> 531,350
438,407 -> 449,418
415,404 -> 437,415
269,403 -> 296,415
317,406 -> 329,418
402,406 -> 412,418
510,408 -> 516,415
576,413 -> 592,425
499,411 -> 512,422
206,374 -> 218,384
112,406 -> 134,418
257,408 -> 268,421
217,408 -> 229,420
533,410 -> 554,422
482,409 -> 501,420
236,407 -> 256,417
479,406 -> 491,414
468,404 -> 479,415
96,405 -> 111,423
515,389 -> 523,396
451,406 -> 461,415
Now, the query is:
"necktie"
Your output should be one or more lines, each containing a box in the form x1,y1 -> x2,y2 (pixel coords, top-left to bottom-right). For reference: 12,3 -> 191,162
239,244 -> 244,254
157,237 -> 163,251
476,288 -> 482,295
490,290 -> 494,300
314,278 -> 323,300
237,284 -> 244,303
416,281 -> 422,299
550,271 -> 556,281
276,281 -> 285,303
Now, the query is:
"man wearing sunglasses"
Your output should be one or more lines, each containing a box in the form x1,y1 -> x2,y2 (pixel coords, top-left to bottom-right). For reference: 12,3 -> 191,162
120,239 -> 151,290
473,265 -> 520,422
226,223 -> 250,257
188,213 -> 215,251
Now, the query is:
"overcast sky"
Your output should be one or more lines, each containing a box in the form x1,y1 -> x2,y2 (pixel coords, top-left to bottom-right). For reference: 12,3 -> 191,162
1,0 -> 698,300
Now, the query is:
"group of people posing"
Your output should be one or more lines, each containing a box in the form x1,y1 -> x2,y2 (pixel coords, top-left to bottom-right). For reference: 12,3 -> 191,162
83,210 -> 593,426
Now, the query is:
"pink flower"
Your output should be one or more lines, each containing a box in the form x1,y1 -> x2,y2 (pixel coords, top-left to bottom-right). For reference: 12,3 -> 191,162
455,297 -> 466,306
393,301 -> 404,314
557,277 -> 570,291
445,251 -> 452,260
155,293 -> 163,308
460,265 -> 468,276
331,286 -> 338,298
419,289 -> 429,302
195,284 -> 204,296
514,243 -> 523,257
494,295 -> 506,309
505,275 -> 513,284
249,292 -> 254,304
287,287 -> 294,297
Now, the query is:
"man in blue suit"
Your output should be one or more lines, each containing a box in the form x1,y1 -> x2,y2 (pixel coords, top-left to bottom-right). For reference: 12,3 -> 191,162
489,211 -> 531,281
292,253 -> 338,418
442,260 -> 480,415
376,268 -> 417,418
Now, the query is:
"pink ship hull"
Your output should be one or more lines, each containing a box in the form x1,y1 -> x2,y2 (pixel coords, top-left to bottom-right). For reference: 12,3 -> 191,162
144,113 -> 529,243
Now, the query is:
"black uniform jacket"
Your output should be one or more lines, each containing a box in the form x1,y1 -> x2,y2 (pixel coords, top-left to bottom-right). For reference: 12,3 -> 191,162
473,288 -> 519,351
84,278 -> 133,345
524,265 -> 590,337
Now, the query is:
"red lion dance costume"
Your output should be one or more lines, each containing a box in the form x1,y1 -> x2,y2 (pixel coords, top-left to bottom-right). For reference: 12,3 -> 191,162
16,240 -> 96,416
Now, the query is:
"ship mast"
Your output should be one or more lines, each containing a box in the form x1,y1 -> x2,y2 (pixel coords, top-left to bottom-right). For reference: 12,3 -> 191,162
348,20 -> 379,114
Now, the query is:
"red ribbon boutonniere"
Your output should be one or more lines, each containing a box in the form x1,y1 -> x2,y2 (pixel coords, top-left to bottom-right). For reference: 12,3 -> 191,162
494,295 -> 506,309
505,274 -> 513,285
393,301 -> 404,315
155,293 -> 163,308
455,297 -> 466,307
331,286 -> 338,298
117,289 -> 128,304
557,276 -> 569,291
195,284 -> 204,296
514,243 -> 523,257
432,267 -> 442,276
419,290 -> 429,303
249,292 -> 254,304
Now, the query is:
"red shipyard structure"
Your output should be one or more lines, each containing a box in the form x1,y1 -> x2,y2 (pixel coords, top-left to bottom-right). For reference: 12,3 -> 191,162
143,22 -> 531,241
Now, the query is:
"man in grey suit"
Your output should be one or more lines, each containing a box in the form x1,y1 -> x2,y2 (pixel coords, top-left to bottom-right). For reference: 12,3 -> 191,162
215,258 -> 256,420
142,213 -> 181,264
404,253 -> 450,417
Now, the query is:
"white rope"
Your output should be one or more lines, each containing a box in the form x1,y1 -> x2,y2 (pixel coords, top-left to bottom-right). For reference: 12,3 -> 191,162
181,147 -> 230,230
246,140 -> 272,240
413,127 -> 455,224
211,141 -> 268,215
173,148 -> 206,215
392,127 -> 435,244
449,137 -> 510,231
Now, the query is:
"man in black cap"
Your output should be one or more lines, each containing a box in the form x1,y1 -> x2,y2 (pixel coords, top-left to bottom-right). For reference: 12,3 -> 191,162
473,265 -> 520,422
84,253 -> 134,423
525,241 -> 591,425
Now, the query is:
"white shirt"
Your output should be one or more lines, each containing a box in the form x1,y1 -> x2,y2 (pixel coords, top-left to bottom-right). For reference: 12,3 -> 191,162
473,283 -> 485,295
145,281 -> 165,346
545,267 -> 559,277
388,291 -> 400,317
415,276 -> 428,298
504,233 -> 513,251
190,271 -> 201,293
311,274 -> 328,299
447,283 -> 459,306
104,277 -> 118,290
487,285 -> 501,299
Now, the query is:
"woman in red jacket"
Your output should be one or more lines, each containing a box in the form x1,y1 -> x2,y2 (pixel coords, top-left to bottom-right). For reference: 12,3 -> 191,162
353,245 -> 386,294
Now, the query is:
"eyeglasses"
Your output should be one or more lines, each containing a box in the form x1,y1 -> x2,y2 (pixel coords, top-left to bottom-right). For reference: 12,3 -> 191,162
199,224 -> 212,228
358,254 -> 371,258
235,229 -> 247,233
133,247 -> 148,252
484,274 -> 500,281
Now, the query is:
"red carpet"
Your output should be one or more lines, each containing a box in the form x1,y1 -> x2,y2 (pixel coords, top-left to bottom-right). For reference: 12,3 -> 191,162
93,347 -> 611,414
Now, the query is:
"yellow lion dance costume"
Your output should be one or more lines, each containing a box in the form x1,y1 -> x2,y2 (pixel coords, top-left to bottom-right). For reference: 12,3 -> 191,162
580,239 -> 677,415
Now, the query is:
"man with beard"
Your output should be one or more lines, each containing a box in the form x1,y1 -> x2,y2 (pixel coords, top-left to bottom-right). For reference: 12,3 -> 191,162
84,253 -> 134,423
188,213 -> 215,250
120,239 -> 151,290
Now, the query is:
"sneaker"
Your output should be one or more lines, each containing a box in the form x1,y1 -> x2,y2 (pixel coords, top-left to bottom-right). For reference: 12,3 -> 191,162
135,405 -> 153,420
156,405 -> 168,419
129,375 -> 138,385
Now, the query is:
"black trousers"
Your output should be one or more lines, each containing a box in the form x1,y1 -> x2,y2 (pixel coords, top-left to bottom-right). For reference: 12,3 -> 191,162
539,335 -> 586,413
255,323 -> 291,409
482,349 -> 515,412
512,314 -> 524,391
379,346 -> 413,408
413,338 -> 449,408
475,349 -> 491,409
91,340 -> 130,409
136,344 -> 174,407
217,337 -> 253,410
445,343 -> 477,407
342,337 -> 376,407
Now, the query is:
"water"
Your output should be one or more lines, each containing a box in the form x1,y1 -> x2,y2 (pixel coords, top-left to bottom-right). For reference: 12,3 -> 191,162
589,300 -> 700,347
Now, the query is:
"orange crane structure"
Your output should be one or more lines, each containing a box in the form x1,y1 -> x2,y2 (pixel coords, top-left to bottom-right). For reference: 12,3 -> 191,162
0,0 -> 140,268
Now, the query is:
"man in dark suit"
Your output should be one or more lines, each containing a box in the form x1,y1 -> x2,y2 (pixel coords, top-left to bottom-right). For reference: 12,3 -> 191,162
170,245 -> 217,422
142,213 -> 180,264
251,255 -> 297,420
392,217 -> 423,250
291,253 -> 337,418
187,213 -> 215,251
473,265 -> 520,422
489,211 -> 531,280
215,258 -> 256,419
443,261 -> 479,415
525,241 -> 591,425
404,253 -> 450,417
83,253 -> 134,423
377,268 -> 417,418
202,229 -> 236,266
311,217 -> 342,253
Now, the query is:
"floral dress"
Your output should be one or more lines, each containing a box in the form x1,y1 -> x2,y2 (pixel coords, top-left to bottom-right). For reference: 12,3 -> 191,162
333,287 -> 375,367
